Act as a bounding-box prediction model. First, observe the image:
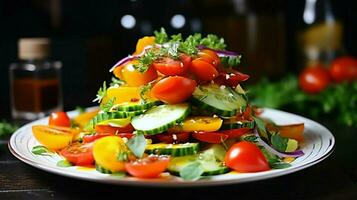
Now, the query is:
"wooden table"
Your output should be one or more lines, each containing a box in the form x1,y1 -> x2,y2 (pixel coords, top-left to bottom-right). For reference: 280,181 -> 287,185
1,120 -> 356,200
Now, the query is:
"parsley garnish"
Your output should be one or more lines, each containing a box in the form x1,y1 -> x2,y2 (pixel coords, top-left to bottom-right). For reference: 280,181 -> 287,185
110,77 -> 125,87
134,49 -> 158,72
220,55 -> 242,67
154,27 -> 169,44
200,34 -> 226,50
93,81 -> 107,103
100,97 -> 115,112
140,83 -> 153,103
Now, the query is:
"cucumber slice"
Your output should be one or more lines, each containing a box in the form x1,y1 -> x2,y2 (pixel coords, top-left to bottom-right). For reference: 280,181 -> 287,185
131,104 -> 190,135
112,100 -> 161,112
220,119 -> 255,130
191,83 -> 247,117
145,143 -> 199,157
168,154 -> 229,176
95,164 -> 113,174
85,110 -> 144,130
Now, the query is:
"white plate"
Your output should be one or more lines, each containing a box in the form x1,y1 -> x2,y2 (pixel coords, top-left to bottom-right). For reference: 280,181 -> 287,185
8,108 -> 335,187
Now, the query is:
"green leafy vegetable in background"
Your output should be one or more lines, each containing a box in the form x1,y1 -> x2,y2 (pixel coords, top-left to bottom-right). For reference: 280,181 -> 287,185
0,120 -> 19,138
248,75 -> 357,126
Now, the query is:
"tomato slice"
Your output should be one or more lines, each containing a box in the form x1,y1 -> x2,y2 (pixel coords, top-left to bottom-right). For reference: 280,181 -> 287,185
215,72 -> 250,88
181,116 -> 223,132
219,128 -> 252,139
125,155 -> 170,178
151,76 -> 197,104
190,58 -> 218,81
224,141 -> 270,172
32,125 -> 74,150
83,132 -> 134,143
95,124 -> 134,134
60,142 -> 94,166
153,55 -> 190,76
151,132 -> 190,144
198,49 -> 220,67
192,131 -> 229,144
49,111 -> 71,127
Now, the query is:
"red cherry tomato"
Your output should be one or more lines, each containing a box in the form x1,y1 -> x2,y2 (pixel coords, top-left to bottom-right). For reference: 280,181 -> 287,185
124,155 -> 170,178
153,54 -> 191,76
224,141 -> 270,172
198,49 -> 220,67
215,72 -> 250,87
49,111 -> 71,127
151,76 -> 197,104
219,128 -> 252,139
330,56 -> 357,82
151,132 -> 190,144
94,124 -> 134,134
192,131 -> 229,144
190,58 -> 219,81
60,142 -> 94,166
299,65 -> 330,94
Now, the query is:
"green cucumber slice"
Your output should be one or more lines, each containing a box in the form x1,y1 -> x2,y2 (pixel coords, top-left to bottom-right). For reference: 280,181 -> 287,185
85,110 -> 144,130
131,104 -> 190,135
220,119 -> 255,130
112,100 -> 161,112
95,164 -> 112,174
168,154 -> 229,176
145,143 -> 199,157
191,83 -> 247,117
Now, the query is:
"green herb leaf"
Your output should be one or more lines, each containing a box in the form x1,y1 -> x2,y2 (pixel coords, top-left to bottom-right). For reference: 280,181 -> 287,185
0,120 -> 18,138
220,55 -> 242,67
179,161 -> 204,180
253,116 -> 269,140
154,27 -> 169,44
139,83 -> 152,103
93,81 -> 107,103
100,97 -> 115,112
199,34 -> 226,50
179,33 -> 201,55
57,160 -> 73,167
126,132 -> 147,158
31,145 -> 52,156
270,162 -> 291,169
260,146 -> 280,165
110,77 -> 125,87
117,151 -> 129,162
270,133 -> 288,152
135,50 -> 158,73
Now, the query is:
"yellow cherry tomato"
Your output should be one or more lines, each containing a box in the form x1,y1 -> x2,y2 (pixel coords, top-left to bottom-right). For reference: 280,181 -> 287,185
120,60 -> 158,87
101,86 -> 155,106
182,116 -> 223,132
73,109 -> 99,128
93,136 -> 129,172
134,36 -> 156,55
32,125 -> 74,150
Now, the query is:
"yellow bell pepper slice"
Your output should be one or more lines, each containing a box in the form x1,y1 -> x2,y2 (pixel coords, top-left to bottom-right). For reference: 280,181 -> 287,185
93,136 -> 129,172
101,86 -> 155,106
133,36 -> 155,55
181,116 -> 223,132
73,109 -> 99,128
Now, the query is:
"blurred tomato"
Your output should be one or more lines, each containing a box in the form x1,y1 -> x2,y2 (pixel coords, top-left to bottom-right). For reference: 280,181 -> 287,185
330,56 -> 357,82
299,65 -> 330,94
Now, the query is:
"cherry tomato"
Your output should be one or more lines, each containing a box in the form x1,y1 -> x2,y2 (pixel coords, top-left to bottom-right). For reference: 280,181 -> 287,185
60,142 -> 94,166
32,125 -> 74,150
330,56 -> 357,82
49,111 -> 71,127
224,141 -> 270,172
198,49 -> 220,67
153,54 -> 191,76
215,72 -> 250,87
125,155 -> 170,178
190,58 -> 218,81
95,124 -> 134,134
192,131 -> 229,144
299,65 -> 330,94
119,60 -> 158,87
151,132 -> 190,144
151,76 -> 197,104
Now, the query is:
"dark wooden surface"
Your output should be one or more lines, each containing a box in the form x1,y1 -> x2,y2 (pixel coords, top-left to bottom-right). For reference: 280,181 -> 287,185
1,120 -> 357,200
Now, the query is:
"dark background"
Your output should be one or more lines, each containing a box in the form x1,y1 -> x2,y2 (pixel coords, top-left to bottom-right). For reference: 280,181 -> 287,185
0,0 -> 356,117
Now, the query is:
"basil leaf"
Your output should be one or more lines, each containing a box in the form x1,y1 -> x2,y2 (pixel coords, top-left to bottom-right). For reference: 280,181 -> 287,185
180,161 -> 204,180
126,132 -> 147,158
271,162 -> 291,169
271,133 -> 288,152
253,116 -> 269,140
57,160 -> 72,167
31,145 -> 52,156
260,147 -> 280,165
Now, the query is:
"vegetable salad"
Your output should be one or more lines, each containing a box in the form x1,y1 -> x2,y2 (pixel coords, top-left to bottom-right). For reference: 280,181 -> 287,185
31,28 -> 305,180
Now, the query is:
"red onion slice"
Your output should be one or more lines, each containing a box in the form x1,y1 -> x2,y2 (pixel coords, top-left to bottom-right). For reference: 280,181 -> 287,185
196,45 -> 239,57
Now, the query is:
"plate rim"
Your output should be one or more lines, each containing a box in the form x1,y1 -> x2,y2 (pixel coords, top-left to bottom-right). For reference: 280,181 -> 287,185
8,108 -> 335,187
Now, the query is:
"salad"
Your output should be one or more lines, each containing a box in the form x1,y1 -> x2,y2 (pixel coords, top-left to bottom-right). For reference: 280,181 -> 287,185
31,28 -> 305,180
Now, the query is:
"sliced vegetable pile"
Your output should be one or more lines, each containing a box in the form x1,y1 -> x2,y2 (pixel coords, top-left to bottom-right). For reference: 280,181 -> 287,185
31,28 -> 305,180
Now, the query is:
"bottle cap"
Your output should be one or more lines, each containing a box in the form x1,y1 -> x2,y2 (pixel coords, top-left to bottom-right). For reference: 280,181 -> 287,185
18,38 -> 50,60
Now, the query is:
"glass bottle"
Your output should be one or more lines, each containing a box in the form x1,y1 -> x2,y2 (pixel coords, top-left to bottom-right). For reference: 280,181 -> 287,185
9,38 -> 63,122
